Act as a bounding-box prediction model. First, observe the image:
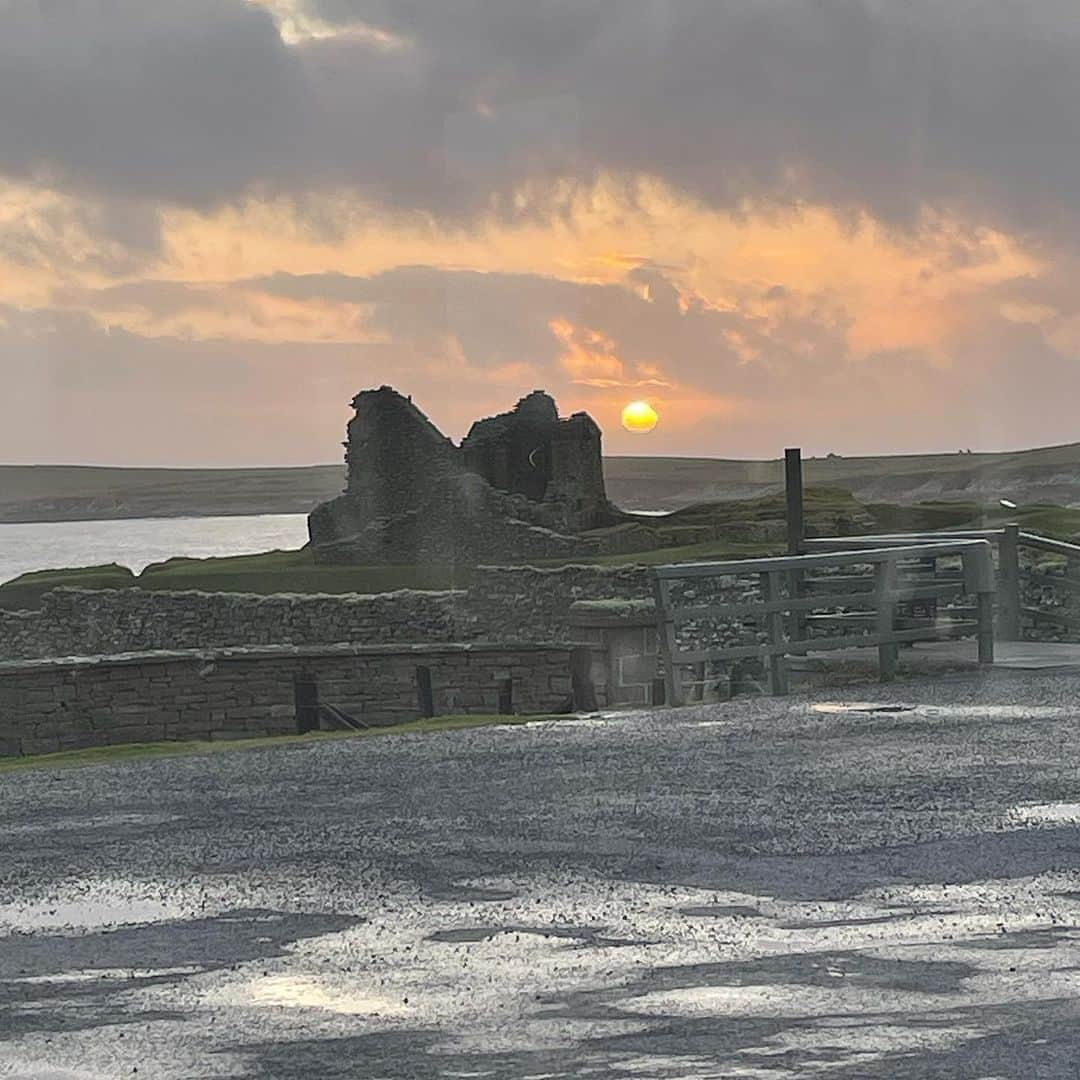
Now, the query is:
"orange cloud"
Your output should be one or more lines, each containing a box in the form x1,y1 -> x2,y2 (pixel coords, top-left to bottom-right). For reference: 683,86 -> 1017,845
548,316 -> 673,390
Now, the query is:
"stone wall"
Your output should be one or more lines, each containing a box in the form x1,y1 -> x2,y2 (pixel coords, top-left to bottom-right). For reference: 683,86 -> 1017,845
464,563 -> 760,651
0,563 -> 765,663
1021,557 -> 1080,641
463,564 -> 654,642
0,587 -> 464,660
0,642 -> 574,757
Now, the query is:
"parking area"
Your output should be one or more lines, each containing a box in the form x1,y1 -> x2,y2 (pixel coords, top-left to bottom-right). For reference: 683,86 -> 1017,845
4,669 -> 1080,1077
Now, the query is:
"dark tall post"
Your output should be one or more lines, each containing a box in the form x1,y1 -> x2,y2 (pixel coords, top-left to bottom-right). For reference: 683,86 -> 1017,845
785,448 -> 805,555
785,448 -> 806,642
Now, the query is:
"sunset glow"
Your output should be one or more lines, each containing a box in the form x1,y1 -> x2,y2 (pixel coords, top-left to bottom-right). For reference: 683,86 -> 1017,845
0,3 -> 1076,464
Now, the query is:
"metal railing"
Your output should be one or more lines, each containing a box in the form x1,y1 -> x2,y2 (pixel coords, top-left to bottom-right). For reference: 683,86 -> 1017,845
652,540 -> 996,701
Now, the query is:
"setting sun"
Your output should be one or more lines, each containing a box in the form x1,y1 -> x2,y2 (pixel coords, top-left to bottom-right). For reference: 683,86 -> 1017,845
621,400 -> 659,433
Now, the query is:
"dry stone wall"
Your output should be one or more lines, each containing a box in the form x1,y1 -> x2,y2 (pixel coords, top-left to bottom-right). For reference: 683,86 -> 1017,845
0,563 -> 764,663
0,642 -> 574,757
0,587 -> 464,660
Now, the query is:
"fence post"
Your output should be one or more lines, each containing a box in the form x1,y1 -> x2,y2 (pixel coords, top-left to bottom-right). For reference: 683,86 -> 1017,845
760,570 -> 789,695
997,523 -> 1021,641
961,542 -> 997,665
652,573 -> 682,707
785,447 -> 807,643
977,589 -> 996,664
875,557 -> 899,681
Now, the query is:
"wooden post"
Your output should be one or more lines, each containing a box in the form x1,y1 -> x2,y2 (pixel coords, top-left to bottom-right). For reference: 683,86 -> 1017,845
785,448 -> 807,644
875,557 -> 899,681
997,523 -> 1021,641
785,448 -> 805,554
977,590 -> 996,665
760,570 -> 789,695
570,646 -> 599,712
963,541 -> 997,664
652,573 -> 682,707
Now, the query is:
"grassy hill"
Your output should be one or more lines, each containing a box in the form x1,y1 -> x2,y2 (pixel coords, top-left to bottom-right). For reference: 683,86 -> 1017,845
604,442 -> 1080,510
4,439 -> 1080,523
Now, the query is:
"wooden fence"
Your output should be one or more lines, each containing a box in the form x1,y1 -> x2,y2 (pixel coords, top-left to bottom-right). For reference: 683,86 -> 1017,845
652,540 -> 996,701
806,526 -> 1080,642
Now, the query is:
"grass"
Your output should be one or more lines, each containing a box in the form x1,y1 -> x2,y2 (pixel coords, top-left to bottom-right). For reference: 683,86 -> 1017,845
0,563 -> 138,610
864,501 -> 982,533
0,550 -> 473,609
6,488 -> 1080,610
0,712 -> 570,774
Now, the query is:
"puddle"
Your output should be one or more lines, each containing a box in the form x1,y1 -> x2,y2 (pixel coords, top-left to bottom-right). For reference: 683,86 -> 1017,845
778,914 -> 912,930
9,965 -> 204,985
240,974 -> 410,1017
1007,803 -> 1080,827
811,702 -> 916,715
0,892 -> 191,933
427,924 -> 642,947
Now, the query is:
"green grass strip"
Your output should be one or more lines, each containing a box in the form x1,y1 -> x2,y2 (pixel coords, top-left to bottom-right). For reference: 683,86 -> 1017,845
0,712 -> 571,774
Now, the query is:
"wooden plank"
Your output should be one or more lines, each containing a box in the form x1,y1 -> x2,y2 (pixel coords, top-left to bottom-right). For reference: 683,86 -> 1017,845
760,570 -> 789,696
876,558 -> 899,681
652,574 -> 681,707
962,544 -> 997,594
807,608 -> 975,627
1022,606 -> 1080,632
670,622 -> 980,665
977,590 -> 995,664
805,530 -> 1004,549
653,541 -> 993,580
670,583 -> 967,623
1019,532 -> 1080,560
997,523 -> 1021,641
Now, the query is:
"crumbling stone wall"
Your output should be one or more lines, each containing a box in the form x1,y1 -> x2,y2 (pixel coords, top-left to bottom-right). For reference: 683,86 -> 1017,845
0,642 -> 574,758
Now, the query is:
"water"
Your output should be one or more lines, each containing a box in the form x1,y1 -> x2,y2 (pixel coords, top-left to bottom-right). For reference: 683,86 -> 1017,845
0,513 -> 310,585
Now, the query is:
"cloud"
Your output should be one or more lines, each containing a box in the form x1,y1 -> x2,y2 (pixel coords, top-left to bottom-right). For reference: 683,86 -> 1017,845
1,1 -> 1079,240
2,2 -> 1080,465
7,254 -> 1078,464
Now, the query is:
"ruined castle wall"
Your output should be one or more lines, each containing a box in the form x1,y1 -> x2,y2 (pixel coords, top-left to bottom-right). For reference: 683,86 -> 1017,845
0,642 -> 574,757
0,587 -> 466,660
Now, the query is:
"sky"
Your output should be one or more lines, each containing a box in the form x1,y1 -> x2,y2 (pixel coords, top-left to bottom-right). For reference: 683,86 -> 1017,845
2,0 -> 1080,465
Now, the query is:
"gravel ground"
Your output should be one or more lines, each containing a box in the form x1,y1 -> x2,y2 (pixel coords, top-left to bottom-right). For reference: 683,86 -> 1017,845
5,669 -> 1080,1077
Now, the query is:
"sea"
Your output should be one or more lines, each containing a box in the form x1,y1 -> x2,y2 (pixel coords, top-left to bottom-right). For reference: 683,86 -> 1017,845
0,508 -> 672,586
0,514 -> 310,586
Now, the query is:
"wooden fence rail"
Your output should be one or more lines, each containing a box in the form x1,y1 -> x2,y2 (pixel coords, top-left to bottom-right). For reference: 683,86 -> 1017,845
806,526 -> 1080,642
652,541 -> 996,702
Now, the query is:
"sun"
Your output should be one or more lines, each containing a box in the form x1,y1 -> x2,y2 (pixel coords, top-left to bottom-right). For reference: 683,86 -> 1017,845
621,400 -> 659,433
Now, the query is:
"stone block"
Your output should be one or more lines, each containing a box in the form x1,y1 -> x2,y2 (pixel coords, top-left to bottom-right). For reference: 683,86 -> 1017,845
618,654 -> 660,688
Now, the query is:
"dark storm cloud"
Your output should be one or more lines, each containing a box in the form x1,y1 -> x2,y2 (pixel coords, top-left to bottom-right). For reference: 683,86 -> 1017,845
1,1 -> 1079,236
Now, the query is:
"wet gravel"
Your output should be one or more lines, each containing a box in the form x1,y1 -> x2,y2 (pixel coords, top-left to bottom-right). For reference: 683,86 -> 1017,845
4,668 -> 1080,1076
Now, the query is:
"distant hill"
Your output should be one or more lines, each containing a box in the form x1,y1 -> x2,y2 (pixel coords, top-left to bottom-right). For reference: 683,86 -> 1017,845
604,443 -> 1080,511
0,465 -> 345,523
2,441 -> 1080,522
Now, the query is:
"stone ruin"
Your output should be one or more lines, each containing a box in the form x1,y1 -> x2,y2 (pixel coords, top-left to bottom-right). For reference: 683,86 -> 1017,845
307,387 -> 626,564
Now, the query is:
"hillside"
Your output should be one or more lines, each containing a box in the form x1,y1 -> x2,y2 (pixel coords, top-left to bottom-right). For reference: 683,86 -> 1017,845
2,439 -> 1080,522
604,442 -> 1080,510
